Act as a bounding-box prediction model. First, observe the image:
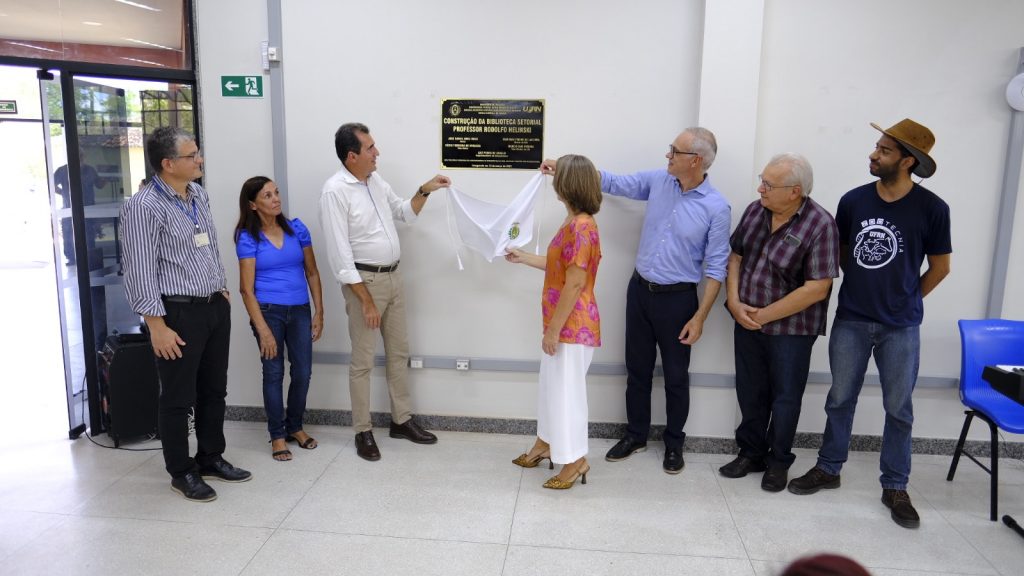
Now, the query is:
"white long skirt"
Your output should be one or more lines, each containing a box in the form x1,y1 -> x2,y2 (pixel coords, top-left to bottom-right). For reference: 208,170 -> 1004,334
536,343 -> 594,464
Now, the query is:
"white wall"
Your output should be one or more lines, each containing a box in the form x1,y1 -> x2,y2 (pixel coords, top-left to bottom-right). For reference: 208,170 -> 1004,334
196,0 -> 1024,442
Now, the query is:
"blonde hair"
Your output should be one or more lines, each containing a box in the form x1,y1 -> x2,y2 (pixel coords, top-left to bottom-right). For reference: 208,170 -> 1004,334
553,154 -> 602,215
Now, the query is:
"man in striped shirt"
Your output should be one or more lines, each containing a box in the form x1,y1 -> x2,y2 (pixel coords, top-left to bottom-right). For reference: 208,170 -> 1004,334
121,127 -> 251,502
720,154 -> 839,492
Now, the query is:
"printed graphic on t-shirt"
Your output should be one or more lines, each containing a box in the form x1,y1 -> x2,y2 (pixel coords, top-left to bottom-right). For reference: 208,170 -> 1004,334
852,217 -> 904,269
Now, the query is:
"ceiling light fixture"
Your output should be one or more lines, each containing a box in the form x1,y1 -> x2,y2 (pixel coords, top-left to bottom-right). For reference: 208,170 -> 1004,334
7,41 -> 61,53
121,57 -> 165,67
113,0 -> 161,12
123,37 -> 175,50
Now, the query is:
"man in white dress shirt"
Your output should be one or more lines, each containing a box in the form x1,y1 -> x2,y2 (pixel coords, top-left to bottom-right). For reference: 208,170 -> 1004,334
320,122 -> 450,461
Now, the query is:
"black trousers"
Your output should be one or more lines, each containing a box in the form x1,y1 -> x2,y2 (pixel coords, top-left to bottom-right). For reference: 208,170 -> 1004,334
155,295 -> 231,478
624,273 -> 698,451
733,325 -> 817,469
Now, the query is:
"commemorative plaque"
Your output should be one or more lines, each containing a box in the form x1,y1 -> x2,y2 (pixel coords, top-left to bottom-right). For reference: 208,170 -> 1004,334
441,99 -> 544,169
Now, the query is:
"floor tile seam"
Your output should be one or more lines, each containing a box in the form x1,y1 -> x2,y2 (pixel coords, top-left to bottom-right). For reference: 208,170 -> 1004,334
0,510 -> 77,565
271,525 -> 509,547
500,465 -> 526,576
69,509 -> 279,531
707,460 -> 758,573
276,442 -> 353,530
505,541 -> 750,561
917,491 -> 1005,576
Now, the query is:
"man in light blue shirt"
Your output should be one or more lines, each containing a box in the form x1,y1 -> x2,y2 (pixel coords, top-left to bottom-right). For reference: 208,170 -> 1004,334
546,127 -> 730,474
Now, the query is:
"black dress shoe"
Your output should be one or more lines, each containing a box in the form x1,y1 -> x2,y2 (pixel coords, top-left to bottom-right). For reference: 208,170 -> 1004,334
761,467 -> 788,492
389,417 -> 438,444
605,437 -> 647,462
356,431 -> 381,461
663,449 -> 685,474
719,455 -> 768,479
171,472 -> 217,502
198,458 -> 252,483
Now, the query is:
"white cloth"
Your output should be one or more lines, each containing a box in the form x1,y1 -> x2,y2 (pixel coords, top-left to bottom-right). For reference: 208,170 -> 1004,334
537,343 -> 593,464
319,165 -> 418,285
447,173 -> 544,263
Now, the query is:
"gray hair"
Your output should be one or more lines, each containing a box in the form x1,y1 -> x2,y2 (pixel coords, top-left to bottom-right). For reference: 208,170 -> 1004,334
685,127 -> 718,171
768,153 -> 814,196
146,126 -> 195,174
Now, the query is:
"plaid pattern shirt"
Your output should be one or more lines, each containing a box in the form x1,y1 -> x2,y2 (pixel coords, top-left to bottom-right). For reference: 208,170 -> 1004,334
729,197 -> 839,336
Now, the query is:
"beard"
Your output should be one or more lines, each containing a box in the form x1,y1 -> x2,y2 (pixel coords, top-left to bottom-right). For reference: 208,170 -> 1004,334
870,160 -> 902,181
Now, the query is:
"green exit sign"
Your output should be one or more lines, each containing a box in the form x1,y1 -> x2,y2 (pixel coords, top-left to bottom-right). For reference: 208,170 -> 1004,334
0,100 -> 17,114
221,76 -> 263,98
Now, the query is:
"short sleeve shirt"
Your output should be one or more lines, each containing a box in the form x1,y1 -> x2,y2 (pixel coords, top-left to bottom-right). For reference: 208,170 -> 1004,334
729,197 -> 840,336
542,215 -> 602,347
835,183 -> 952,327
236,218 -> 312,305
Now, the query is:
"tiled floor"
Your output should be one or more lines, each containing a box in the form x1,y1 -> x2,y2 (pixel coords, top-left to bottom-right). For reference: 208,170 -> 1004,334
2,422 -> 1024,575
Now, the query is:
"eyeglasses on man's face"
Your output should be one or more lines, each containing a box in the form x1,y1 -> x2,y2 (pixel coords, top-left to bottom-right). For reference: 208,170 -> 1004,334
668,145 -> 699,158
756,175 -> 797,193
174,149 -> 203,162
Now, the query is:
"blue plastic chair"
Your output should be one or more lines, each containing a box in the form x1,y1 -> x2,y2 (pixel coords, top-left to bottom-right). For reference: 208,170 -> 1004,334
947,319 -> 1024,521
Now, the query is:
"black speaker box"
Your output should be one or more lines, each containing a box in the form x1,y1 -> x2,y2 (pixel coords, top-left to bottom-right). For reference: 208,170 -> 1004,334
98,333 -> 159,447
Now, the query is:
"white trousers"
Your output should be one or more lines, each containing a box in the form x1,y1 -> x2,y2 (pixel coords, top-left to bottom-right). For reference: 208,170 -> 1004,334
537,343 -> 593,464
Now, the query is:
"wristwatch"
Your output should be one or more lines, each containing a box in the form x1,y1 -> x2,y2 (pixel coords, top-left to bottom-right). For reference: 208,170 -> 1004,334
416,187 -> 431,198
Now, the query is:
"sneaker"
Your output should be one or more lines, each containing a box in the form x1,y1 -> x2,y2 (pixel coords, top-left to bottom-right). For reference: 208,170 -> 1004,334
787,466 -> 841,495
605,437 -> 647,462
198,458 -> 252,483
881,489 -> 921,529
170,472 -> 217,502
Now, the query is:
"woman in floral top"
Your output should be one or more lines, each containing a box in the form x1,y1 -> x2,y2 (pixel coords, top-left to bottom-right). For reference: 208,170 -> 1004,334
506,154 -> 602,489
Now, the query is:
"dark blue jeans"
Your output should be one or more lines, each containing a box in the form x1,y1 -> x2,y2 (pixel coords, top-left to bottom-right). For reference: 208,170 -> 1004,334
733,324 -> 817,469
252,303 -> 313,440
817,319 -> 919,490
624,273 -> 698,451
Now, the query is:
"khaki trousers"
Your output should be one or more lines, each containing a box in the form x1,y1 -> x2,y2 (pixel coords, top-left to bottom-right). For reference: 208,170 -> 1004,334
342,269 -> 413,432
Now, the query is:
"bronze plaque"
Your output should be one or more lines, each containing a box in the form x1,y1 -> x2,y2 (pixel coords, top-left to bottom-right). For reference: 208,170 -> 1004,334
441,99 -> 544,169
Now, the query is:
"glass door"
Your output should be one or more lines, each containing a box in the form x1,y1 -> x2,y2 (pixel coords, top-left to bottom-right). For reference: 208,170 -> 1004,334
41,71 -> 195,436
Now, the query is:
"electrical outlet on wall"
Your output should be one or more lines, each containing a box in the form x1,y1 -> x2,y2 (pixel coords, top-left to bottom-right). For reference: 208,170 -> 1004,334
455,359 -> 470,371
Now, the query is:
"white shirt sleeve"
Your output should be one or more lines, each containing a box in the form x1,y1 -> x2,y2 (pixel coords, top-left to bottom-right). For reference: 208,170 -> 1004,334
319,184 -> 363,285
379,175 -> 418,225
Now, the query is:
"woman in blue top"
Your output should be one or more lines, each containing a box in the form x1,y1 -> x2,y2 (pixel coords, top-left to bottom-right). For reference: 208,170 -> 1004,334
235,176 -> 324,461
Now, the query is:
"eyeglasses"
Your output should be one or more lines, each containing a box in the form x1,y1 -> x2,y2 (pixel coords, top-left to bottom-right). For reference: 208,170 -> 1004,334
757,176 -> 797,193
174,149 -> 202,162
668,146 -> 699,158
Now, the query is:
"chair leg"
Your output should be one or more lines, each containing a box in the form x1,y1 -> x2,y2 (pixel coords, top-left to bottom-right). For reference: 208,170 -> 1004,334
947,411 -> 974,481
989,419 -> 999,522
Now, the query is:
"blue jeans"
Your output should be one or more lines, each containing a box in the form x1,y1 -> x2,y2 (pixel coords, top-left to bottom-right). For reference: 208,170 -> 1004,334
733,324 -> 817,469
817,319 -> 920,490
251,303 -> 313,440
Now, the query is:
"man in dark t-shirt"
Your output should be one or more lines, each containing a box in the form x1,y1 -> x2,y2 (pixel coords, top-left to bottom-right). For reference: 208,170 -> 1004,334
787,119 -> 951,530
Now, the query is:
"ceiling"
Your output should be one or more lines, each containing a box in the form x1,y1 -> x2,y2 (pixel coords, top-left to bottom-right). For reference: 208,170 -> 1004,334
0,0 -> 184,50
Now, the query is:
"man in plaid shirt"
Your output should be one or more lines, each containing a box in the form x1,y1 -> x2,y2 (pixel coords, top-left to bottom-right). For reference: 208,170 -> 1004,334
720,153 -> 839,492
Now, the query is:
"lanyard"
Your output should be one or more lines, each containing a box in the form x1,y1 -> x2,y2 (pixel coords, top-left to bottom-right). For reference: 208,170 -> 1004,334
154,177 -> 201,232
175,195 -> 200,232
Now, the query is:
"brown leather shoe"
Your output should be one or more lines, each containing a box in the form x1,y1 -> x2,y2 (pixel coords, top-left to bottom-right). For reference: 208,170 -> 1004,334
355,431 -> 381,461
389,417 -> 438,444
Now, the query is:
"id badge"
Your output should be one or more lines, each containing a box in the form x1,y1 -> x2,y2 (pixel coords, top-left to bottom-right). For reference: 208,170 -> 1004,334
194,232 -> 210,247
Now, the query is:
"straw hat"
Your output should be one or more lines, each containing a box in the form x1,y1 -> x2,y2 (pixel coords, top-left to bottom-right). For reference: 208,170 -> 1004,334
870,118 -> 936,178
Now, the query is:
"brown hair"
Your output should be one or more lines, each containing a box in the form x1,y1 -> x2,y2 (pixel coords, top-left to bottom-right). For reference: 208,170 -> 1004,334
553,154 -> 602,215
